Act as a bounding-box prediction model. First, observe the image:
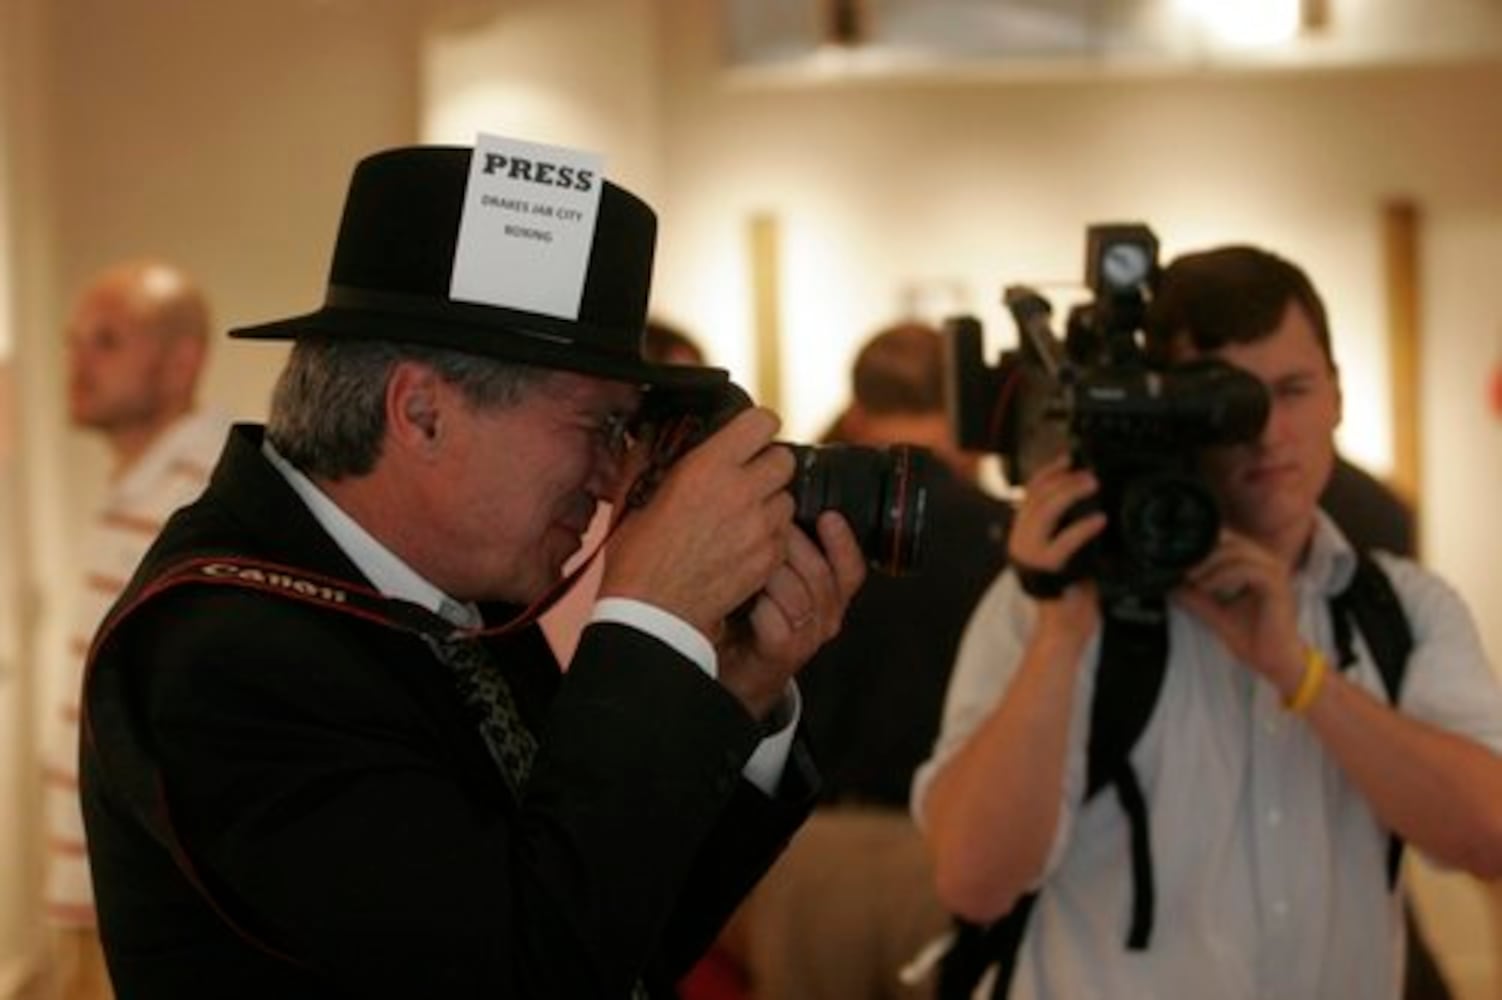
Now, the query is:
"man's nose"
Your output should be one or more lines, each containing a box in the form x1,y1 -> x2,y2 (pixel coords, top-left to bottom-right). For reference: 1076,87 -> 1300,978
1256,396 -> 1293,448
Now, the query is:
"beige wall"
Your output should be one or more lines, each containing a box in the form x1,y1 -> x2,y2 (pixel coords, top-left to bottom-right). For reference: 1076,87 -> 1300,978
422,0 -> 666,201
2,0 -> 59,987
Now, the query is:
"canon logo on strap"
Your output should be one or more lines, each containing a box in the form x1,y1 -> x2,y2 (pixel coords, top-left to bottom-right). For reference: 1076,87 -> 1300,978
201,562 -> 350,605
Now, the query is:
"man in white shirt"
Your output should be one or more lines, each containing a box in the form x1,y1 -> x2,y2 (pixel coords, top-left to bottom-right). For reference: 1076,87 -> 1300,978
915,243 -> 1502,999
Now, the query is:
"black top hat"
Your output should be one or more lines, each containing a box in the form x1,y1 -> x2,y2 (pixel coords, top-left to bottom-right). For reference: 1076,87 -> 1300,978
231,145 -> 727,393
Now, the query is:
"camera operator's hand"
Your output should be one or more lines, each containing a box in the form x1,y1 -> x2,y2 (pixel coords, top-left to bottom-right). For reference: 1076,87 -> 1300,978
719,510 -> 866,720
1009,454 -> 1106,629
1176,530 -> 1307,697
599,406 -> 799,641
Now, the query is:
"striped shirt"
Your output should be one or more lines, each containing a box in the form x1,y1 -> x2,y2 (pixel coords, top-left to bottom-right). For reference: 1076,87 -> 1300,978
42,409 -> 231,927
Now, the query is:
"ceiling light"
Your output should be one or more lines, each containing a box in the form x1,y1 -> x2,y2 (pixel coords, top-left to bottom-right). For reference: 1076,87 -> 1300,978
1175,0 -> 1303,47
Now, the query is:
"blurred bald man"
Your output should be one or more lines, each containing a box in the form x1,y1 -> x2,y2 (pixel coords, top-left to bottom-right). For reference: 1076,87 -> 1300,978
42,260 -> 231,1000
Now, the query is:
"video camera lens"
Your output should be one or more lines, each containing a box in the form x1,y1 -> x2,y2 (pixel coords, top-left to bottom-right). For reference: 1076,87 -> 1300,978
1118,473 -> 1220,576
787,443 -> 928,575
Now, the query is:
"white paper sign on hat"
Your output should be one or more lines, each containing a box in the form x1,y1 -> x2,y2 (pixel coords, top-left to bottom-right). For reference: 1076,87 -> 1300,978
450,133 -> 606,323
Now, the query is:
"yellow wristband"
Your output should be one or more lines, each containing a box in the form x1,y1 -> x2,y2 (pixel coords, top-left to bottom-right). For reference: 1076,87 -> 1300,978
1283,646 -> 1328,715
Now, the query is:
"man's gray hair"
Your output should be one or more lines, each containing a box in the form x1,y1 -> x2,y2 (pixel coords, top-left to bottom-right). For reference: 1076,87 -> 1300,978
267,336 -> 547,479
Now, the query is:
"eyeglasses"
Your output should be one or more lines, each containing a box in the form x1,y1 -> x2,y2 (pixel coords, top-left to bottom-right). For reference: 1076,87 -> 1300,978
589,411 -> 634,458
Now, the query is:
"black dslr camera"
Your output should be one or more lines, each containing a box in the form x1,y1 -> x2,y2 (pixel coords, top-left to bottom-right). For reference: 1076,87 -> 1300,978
945,223 -> 1270,598
632,381 -> 930,575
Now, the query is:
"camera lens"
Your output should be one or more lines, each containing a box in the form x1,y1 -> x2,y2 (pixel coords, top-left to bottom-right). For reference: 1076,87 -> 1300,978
1118,473 -> 1219,574
786,443 -> 930,575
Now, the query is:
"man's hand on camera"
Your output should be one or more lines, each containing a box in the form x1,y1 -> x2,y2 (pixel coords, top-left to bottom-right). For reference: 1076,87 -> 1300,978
718,510 -> 866,720
599,406 -> 797,638
1176,530 -> 1306,695
1009,454 -> 1105,628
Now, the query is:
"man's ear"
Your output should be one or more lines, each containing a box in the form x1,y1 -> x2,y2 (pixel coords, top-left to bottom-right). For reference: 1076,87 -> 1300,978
386,361 -> 443,452
1331,363 -> 1344,429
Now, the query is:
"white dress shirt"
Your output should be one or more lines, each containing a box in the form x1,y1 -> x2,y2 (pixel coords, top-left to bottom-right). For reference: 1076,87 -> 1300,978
912,512 -> 1502,1000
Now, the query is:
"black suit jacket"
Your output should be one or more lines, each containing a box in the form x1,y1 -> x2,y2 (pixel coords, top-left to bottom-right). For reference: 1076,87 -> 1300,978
81,425 -> 815,999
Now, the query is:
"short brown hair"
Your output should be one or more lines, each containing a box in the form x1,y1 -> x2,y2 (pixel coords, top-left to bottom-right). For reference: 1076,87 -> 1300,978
1144,245 -> 1334,367
642,318 -> 704,366
851,322 -> 947,415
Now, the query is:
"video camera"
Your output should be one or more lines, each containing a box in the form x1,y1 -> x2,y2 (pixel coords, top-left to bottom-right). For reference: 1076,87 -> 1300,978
945,223 -> 1270,598
632,380 -> 930,575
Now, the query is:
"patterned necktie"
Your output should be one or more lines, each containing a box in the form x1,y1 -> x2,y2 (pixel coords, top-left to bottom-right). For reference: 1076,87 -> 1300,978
423,628 -> 653,999
424,633 -> 538,800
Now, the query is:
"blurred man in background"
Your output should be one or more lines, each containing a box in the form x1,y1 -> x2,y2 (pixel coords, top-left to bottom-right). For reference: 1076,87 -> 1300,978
41,259 -> 230,1000
1322,454 -> 1416,559
642,317 -> 707,370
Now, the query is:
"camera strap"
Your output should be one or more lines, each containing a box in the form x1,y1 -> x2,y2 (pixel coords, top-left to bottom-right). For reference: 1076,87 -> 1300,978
1329,550 -> 1413,884
81,543 -> 614,974
936,550 -> 1413,1000
80,556 -> 423,971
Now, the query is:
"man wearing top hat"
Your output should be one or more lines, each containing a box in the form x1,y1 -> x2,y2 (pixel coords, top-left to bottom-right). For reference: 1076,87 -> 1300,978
79,136 -> 866,999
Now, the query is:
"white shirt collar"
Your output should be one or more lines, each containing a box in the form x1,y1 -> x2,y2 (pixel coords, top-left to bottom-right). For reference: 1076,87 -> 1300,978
1299,507 -> 1358,597
261,439 -> 480,628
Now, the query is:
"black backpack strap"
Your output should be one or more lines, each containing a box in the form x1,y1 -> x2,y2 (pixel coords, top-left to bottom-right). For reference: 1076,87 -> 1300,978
937,596 -> 1168,999
1089,595 -> 1169,949
1329,550 -> 1412,702
936,895 -> 1037,1000
938,554 -> 1414,995
1328,549 -> 1414,886
1110,767 -> 1155,949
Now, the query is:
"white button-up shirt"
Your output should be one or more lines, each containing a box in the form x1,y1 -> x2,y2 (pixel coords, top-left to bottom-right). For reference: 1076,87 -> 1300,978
912,512 -> 1502,1000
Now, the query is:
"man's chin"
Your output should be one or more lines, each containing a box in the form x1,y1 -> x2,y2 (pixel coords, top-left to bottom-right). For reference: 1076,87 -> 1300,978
1224,496 -> 1310,543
